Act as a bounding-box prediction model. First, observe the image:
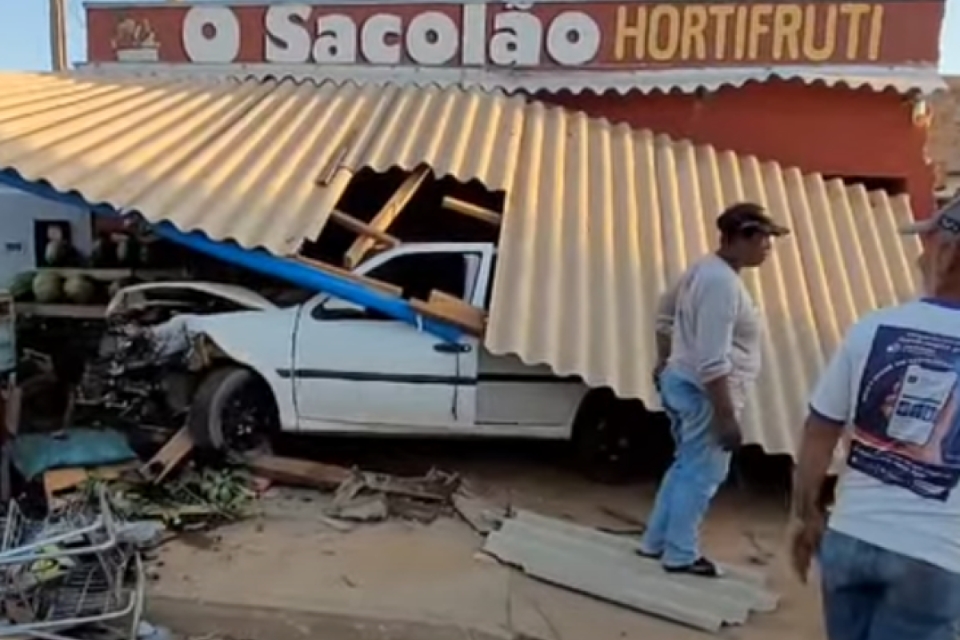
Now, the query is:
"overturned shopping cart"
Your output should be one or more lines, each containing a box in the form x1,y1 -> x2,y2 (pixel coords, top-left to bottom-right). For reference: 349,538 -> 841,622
0,485 -> 145,639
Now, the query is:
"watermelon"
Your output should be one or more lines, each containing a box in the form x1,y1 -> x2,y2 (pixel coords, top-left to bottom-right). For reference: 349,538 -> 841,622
9,271 -> 35,301
32,272 -> 63,303
63,275 -> 97,304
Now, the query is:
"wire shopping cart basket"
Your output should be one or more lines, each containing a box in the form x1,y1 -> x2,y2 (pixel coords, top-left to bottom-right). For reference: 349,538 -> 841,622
0,485 -> 145,639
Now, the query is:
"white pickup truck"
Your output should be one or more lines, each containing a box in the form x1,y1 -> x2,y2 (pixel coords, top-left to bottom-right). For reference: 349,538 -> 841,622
105,242 -> 646,479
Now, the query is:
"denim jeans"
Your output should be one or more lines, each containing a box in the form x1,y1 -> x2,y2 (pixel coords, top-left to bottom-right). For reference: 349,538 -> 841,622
820,529 -> 960,640
639,368 -> 731,567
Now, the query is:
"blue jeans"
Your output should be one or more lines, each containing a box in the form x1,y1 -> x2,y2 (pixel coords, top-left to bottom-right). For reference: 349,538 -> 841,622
639,368 -> 731,567
820,529 -> 960,640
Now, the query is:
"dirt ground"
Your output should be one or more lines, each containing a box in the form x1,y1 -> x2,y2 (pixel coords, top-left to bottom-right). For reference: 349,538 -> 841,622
148,450 -> 824,640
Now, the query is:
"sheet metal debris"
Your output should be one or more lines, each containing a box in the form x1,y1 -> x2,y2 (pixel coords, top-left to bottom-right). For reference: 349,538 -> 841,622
483,510 -> 778,633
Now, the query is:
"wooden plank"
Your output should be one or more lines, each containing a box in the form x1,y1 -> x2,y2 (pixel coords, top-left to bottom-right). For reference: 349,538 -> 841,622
344,166 -> 430,269
246,454 -> 352,490
16,304 -> 106,319
410,295 -> 486,336
330,210 -> 402,247
43,462 -> 138,503
427,290 -> 486,331
442,196 -> 502,226
293,256 -> 403,297
140,426 -> 194,484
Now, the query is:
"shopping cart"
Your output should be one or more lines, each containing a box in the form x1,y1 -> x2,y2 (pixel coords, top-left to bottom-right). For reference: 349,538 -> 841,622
0,485 -> 145,639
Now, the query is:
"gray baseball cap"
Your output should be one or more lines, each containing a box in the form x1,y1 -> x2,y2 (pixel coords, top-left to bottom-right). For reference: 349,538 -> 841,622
900,197 -> 960,236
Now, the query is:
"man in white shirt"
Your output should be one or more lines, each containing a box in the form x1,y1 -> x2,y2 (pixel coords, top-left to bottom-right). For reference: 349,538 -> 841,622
792,198 -> 960,640
638,202 -> 789,577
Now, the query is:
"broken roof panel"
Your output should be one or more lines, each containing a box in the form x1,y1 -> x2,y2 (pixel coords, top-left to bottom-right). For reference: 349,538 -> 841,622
0,72 -> 923,458
487,116 -> 922,455
483,510 -> 778,633
0,72 -> 526,254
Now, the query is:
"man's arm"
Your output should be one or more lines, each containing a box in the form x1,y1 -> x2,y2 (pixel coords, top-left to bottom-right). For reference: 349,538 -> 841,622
793,413 -> 844,525
793,341 -> 853,522
692,278 -> 738,425
790,338 -> 854,581
654,284 -> 678,364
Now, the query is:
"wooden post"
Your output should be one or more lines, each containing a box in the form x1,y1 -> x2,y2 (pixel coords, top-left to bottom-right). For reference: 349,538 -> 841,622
441,197 -> 502,226
49,0 -> 68,71
329,210 -> 401,248
343,166 -> 430,269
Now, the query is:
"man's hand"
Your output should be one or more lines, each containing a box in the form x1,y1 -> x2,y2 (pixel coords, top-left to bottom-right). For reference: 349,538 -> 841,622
652,360 -> 667,389
713,414 -> 742,451
788,514 -> 825,584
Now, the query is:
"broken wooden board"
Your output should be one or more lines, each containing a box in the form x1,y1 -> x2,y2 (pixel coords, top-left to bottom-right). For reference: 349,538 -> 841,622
246,453 -> 352,490
344,166 -> 430,269
330,210 -> 401,247
140,426 -> 194,485
442,196 -> 502,226
453,492 -> 505,534
43,462 -> 138,503
294,255 -> 403,298
410,293 -> 486,336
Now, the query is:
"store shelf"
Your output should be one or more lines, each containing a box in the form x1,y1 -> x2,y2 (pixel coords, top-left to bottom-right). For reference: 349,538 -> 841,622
34,268 -> 184,282
16,304 -> 106,320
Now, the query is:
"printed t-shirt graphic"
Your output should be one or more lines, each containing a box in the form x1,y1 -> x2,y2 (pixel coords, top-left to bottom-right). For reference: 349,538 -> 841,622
851,326 -> 960,501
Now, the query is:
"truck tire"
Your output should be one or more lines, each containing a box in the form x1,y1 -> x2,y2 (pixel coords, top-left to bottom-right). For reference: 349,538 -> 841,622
188,366 -> 277,452
571,390 -> 637,484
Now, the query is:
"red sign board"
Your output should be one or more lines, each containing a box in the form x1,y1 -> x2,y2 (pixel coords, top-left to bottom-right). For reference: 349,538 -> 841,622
87,1 -> 943,68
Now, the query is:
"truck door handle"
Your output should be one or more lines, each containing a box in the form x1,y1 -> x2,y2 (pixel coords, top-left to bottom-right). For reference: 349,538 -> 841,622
434,342 -> 469,354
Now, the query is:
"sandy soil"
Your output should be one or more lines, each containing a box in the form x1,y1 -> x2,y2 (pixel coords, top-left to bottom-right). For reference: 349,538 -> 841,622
148,454 -> 824,640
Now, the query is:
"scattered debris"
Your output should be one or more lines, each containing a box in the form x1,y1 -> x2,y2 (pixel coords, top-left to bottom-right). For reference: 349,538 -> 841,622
453,492 -> 505,534
140,426 -> 194,484
43,462 -> 137,504
245,454 -> 351,490
743,530 -> 774,566
482,510 -> 778,634
328,494 -> 389,522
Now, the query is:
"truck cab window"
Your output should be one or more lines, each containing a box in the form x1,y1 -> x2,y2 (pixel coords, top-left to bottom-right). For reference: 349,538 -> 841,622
366,253 -> 469,302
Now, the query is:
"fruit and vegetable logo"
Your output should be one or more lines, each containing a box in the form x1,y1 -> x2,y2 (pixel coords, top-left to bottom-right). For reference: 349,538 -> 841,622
111,15 -> 160,62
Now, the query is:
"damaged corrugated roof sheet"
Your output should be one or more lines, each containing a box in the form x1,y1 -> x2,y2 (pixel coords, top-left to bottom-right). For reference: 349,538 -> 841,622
0,72 -> 525,254
483,510 -> 778,632
0,72 -> 922,457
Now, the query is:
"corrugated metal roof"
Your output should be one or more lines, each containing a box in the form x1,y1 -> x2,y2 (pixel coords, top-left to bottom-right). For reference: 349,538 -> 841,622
0,72 -> 922,457
78,62 -> 946,96
0,72 -> 525,255
487,118 -> 922,454
483,510 -> 778,633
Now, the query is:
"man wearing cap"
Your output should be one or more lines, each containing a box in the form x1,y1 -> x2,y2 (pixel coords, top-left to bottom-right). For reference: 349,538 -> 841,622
638,202 -> 789,577
791,199 -> 960,639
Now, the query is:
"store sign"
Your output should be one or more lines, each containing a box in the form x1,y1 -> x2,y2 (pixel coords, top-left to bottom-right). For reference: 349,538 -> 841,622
86,1 -> 943,68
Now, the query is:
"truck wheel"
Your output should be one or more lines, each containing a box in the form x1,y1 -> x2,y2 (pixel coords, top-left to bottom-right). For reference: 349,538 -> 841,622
188,366 -> 277,452
571,391 -> 636,485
